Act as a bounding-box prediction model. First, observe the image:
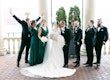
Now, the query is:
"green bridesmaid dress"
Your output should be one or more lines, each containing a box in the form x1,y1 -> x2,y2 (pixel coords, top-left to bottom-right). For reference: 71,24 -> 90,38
29,24 -> 40,66
38,27 -> 49,64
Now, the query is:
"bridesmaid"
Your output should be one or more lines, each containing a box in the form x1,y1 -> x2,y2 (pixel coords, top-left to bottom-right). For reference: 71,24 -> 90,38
28,20 -> 40,66
38,19 -> 49,64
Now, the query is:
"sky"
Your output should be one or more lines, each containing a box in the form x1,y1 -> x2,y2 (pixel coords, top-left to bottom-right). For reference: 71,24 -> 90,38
0,0 -> 110,37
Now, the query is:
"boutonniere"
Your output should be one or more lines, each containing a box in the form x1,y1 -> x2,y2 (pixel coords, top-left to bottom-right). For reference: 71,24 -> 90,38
101,29 -> 104,31
75,30 -> 77,33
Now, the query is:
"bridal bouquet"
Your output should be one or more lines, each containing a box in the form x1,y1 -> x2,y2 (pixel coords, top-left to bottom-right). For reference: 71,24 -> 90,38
41,36 -> 48,43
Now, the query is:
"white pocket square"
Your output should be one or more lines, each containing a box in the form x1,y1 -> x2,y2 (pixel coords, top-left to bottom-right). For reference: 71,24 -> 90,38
101,29 -> 104,31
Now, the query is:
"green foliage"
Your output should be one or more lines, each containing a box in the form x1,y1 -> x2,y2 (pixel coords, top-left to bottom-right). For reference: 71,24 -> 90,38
56,7 -> 67,23
68,5 -> 81,26
68,5 -> 81,39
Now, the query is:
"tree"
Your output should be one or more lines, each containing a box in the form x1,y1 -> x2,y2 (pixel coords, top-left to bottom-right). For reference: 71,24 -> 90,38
56,7 -> 67,23
68,5 -> 81,26
68,5 -> 81,39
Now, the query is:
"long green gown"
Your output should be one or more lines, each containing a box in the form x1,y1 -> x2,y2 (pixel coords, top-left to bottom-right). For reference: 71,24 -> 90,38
38,27 -> 49,64
29,24 -> 40,66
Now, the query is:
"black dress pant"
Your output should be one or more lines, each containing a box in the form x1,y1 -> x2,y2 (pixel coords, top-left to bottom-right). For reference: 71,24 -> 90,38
95,44 -> 103,64
75,44 -> 81,63
17,38 -> 31,62
86,44 -> 94,65
63,45 -> 69,66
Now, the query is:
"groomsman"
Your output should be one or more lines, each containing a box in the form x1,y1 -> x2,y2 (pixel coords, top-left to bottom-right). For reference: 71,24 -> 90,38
10,10 -> 41,67
84,20 -> 96,67
60,21 -> 71,67
95,18 -> 108,67
73,21 -> 82,67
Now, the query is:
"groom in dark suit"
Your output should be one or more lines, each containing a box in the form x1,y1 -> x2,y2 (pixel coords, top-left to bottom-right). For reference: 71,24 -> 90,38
84,20 -> 97,67
95,18 -> 108,67
10,10 -> 41,67
60,21 -> 71,67
73,21 -> 82,67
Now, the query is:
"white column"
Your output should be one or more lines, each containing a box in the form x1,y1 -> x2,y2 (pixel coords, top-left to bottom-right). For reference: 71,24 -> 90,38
0,1 -> 7,56
39,0 -> 48,20
39,0 -> 52,31
81,0 -> 94,55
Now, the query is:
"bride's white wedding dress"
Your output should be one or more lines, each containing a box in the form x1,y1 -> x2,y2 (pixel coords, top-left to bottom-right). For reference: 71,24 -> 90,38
21,27 -> 76,78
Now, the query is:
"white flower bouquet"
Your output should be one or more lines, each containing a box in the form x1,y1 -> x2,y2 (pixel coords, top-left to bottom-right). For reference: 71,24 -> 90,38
41,36 -> 48,43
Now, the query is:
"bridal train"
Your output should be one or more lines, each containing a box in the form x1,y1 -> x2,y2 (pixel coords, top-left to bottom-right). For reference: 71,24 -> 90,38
21,27 -> 76,78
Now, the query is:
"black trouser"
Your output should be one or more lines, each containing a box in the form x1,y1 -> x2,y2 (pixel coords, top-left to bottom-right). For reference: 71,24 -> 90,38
75,44 -> 81,63
17,38 -> 31,62
95,44 -> 103,64
86,44 -> 94,65
63,45 -> 69,66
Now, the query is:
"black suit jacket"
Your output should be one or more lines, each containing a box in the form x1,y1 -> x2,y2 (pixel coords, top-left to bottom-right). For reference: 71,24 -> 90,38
73,27 -> 82,45
13,15 -> 41,40
84,26 -> 97,46
96,26 -> 108,45
61,27 -> 71,46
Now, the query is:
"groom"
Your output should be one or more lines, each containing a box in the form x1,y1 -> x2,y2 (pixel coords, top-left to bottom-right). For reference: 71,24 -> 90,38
60,21 -> 71,67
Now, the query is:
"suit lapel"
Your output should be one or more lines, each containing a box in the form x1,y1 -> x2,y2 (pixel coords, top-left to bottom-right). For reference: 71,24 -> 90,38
99,27 -> 103,32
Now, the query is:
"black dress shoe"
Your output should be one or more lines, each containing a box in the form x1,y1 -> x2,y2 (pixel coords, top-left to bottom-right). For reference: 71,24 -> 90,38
63,64 -> 68,67
93,62 -> 97,64
17,62 -> 20,67
86,64 -> 93,67
95,63 -> 100,69
25,60 -> 29,63
74,63 -> 80,67
97,63 -> 100,66
73,61 -> 78,63
83,63 -> 89,65
94,62 -> 100,65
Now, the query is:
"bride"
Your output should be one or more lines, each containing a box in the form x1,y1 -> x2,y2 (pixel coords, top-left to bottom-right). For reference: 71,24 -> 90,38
21,22 -> 76,78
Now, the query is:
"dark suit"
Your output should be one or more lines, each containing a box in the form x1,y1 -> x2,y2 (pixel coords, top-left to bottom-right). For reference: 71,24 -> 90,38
84,26 -> 96,65
95,26 -> 108,64
13,15 -> 41,63
61,27 -> 71,66
73,27 -> 82,63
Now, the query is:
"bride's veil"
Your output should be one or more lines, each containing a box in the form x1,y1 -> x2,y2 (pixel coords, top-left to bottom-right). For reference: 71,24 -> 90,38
42,39 -> 52,63
43,22 -> 58,63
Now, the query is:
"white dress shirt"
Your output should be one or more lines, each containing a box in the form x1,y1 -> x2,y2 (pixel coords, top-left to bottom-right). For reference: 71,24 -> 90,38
97,27 -> 101,32
61,26 -> 65,33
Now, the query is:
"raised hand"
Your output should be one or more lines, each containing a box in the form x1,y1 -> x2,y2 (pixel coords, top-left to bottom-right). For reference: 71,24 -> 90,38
9,8 -> 13,16
27,21 -> 31,27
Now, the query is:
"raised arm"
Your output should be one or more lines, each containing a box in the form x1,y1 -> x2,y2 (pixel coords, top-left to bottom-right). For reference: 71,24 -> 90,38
36,12 -> 45,24
27,21 -> 31,27
10,9 -> 22,24
36,17 -> 41,22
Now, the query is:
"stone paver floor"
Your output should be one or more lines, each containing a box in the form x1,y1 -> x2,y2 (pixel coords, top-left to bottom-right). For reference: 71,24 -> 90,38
0,54 -> 110,80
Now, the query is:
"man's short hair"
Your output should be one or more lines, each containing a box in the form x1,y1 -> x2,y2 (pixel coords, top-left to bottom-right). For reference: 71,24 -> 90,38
26,18 -> 29,21
74,20 -> 79,25
60,20 -> 65,24
98,18 -> 102,21
90,20 -> 94,24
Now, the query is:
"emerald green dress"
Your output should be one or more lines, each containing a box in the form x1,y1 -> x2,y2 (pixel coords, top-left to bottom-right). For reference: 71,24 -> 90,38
38,27 -> 49,64
29,24 -> 40,66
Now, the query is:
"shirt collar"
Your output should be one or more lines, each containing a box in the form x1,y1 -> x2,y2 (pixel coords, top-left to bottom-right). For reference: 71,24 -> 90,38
61,26 -> 65,30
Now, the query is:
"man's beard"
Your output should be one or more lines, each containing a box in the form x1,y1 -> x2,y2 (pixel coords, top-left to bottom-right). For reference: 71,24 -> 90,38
98,24 -> 101,27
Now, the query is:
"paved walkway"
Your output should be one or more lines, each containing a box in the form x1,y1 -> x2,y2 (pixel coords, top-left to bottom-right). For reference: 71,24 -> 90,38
0,54 -> 110,80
